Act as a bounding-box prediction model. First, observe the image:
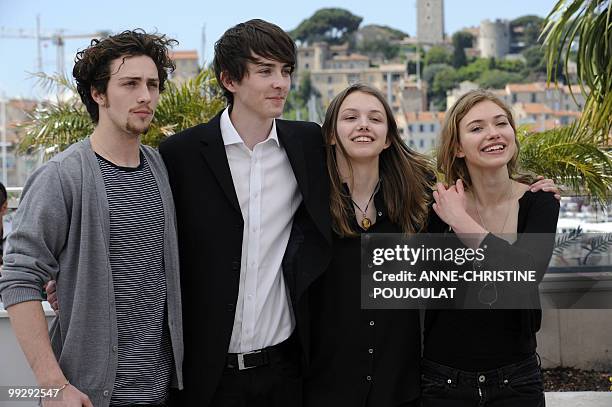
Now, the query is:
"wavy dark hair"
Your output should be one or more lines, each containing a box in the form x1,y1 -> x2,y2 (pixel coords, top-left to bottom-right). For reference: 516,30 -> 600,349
323,84 -> 435,237
213,19 -> 296,105
73,29 -> 178,123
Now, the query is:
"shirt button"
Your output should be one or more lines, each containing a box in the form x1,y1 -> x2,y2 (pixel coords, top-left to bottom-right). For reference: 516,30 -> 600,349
378,211 -> 382,216
369,321 -> 375,326
366,375 -> 372,381
112,345 -> 117,352
247,294 -> 253,301
103,390 -> 109,397
478,374 -> 486,383
447,379 -> 452,384
368,348 -> 374,354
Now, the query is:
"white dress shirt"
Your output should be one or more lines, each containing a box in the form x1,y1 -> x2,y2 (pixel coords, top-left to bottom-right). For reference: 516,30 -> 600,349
220,108 -> 302,353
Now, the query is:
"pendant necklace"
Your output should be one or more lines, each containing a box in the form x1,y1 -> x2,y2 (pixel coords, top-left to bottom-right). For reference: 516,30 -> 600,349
351,179 -> 381,231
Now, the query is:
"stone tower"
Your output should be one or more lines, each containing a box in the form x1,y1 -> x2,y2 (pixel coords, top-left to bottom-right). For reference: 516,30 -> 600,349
417,0 -> 445,44
479,19 -> 511,59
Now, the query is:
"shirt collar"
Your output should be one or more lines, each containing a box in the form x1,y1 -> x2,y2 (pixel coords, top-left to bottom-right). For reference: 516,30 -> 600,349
220,107 -> 280,147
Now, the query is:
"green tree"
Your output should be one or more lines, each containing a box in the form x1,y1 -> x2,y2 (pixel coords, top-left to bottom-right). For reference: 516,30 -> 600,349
422,63 -> 451,85
430,66 -> 458,110
455,58 -> 490,82
451,31 -> 473,68
477,70 -> 523,89
541,0 -> 612,140
290,8 -> 363,44
510,15 -> 545,49
424,46 -> 451,66
19,69 -> 225,153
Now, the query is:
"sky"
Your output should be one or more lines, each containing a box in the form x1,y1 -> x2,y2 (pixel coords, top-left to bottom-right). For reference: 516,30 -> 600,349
0,0 -> 556,99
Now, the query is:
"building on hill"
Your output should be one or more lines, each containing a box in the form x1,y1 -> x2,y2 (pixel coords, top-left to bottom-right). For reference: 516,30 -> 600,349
169,50 -> 200,83
479,19 -> 511,59
417,0 -> 445,44
401,111 -> 445,153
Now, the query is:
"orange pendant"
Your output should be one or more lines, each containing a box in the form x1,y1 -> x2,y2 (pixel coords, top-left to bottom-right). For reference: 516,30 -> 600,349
361,217 -> 372,230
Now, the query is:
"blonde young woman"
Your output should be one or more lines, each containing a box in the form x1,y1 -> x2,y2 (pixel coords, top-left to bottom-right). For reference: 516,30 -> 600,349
422,89 -> 559,407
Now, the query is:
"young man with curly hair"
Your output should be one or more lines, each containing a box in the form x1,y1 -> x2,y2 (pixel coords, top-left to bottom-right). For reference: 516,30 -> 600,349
0,30 -> 183,407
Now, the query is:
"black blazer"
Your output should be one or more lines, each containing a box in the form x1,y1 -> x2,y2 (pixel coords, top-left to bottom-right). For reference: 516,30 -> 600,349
159,112 -> 332,406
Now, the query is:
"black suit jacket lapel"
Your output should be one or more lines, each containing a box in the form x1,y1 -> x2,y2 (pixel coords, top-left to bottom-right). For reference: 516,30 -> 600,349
277,121 -> 309,202
199,113 -> 242,215
278,121 -> 331,244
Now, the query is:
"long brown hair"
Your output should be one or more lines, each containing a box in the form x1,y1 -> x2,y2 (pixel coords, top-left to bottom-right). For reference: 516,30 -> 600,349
323,84 -> 434,237
437,89 -> 532,188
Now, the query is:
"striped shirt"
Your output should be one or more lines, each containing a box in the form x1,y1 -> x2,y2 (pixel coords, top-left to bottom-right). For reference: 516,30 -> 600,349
97,152 -> 173,405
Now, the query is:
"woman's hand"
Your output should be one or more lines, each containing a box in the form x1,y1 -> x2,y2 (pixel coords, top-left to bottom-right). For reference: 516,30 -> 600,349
432,179 -> 469,227
433,179 -> 487,249
530,175 -> 561,201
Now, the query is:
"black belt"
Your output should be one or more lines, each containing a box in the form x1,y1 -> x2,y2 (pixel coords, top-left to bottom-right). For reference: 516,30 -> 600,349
226,335 -> 297,370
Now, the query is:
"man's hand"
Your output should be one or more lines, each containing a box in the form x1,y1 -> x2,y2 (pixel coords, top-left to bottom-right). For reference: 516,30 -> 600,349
44,281 -> 59,313
42,383 -> 93,407
529,175 -> 561,201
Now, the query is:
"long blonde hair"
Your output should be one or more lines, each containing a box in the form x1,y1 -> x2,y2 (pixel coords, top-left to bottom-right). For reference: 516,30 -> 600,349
323,84 -> 434,237
437,89 -> 532,188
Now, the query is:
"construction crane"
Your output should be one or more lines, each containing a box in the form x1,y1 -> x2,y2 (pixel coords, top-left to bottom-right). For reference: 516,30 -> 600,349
0,15 -> 109,75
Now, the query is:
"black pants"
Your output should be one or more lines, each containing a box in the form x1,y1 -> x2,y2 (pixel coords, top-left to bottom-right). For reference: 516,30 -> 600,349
420,355 -> 545,407
210,342 -> 302,407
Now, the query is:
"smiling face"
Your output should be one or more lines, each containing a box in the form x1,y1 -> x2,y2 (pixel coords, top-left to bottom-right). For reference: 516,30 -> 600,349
222,53 -> 291,121
334,91 -> 391,164
456,100 -> 517,171
92,54 -> 160,137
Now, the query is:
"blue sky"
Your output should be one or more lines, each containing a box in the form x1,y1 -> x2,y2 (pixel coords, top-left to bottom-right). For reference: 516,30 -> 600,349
0,0 -> 556,98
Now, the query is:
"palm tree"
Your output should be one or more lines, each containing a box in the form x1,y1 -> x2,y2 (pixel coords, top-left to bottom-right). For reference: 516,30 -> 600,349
518,123 -> 612,204
541,0 -> 612,140
19,69 -> 225,154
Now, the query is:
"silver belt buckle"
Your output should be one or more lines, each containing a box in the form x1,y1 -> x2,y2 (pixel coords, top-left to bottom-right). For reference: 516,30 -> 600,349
237,350 -> 261,370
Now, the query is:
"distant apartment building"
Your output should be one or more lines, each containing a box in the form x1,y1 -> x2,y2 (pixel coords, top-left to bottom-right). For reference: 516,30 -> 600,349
513,103 -> 581,132
447,81 -> 585,112
446,81 -> 584,132
169,50 -> 200,83
402,111 -> 445,153
297,42 -> 412,111
0,99 -> 44,186
417,0 -> 445,44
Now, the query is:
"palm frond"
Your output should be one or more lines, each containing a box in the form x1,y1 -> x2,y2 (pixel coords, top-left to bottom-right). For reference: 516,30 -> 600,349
518,123 -> 612,205
143,69 -> 225,146
554,226 -> 583,256
18,100 -> 93,155
29,71 -> 79,96
541,0 -> 612,139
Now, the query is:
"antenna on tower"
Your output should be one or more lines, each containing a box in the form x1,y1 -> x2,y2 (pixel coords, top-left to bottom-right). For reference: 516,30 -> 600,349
201,23 -> 206,68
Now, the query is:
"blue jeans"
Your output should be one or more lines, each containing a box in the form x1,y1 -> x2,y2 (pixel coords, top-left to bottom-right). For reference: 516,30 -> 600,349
420,355 -> 545,406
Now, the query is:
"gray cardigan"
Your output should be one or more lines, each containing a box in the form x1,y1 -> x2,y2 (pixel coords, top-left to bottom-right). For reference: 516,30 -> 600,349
0,138 -> 183,406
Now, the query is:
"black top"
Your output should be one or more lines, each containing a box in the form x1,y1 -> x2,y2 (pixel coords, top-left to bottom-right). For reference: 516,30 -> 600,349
305,186 -> 421,407
423,190 -> 560,370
